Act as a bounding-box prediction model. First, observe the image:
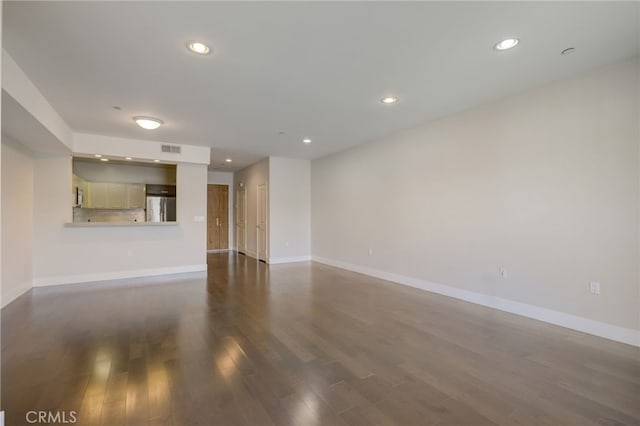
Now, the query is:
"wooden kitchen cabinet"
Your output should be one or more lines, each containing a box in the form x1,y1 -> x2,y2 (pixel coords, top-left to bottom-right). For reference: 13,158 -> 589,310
126,184 -> 146,209
86,182 -> 144,209
87,182 -> 108,208
107,183 -> 127,208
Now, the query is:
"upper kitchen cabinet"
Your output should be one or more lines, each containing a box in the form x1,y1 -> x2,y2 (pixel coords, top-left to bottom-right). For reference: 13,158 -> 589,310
87,182 -> 108,208
107,183 -> 127,208
85,182 -> 127,208
126,184 -> 146,209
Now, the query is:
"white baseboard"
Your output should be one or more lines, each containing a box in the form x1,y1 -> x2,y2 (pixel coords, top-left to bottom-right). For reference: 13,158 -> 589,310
269,255 -> 311,265
1,280 -> 32,308
207,249 -> 230,253
32,264 -> 208,287
312,256 -> 640,347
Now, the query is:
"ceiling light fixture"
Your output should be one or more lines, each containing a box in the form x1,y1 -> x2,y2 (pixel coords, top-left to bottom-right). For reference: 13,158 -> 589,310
225,158 -> 232,163
494,38 -> 520,51
302,138 -> 312,144
381,96 -> 398,104
187,41 -> 211,55
133,116 -> 163,130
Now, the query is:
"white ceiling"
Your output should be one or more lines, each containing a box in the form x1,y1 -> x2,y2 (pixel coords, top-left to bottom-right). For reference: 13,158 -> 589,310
3,2 -> 639,171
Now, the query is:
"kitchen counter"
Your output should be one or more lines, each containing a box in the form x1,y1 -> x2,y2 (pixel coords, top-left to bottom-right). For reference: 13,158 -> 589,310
65,222 -> 179,227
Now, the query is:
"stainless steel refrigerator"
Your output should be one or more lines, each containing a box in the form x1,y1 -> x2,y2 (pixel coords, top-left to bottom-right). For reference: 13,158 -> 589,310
146,196 -> 176,222
145,185 -> 177,222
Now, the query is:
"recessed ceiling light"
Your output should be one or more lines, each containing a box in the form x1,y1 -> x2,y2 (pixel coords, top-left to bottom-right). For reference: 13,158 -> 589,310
187,41 -> 211,55
100,158 -> 109,162
381,96 -> 398,104
302,138 -> 312,144
94,154 -> 102,158
154,159 -> 160,163
133,116 -> 163,130
125,157 -> 133,160
225,158 -> 232,163
495,38 -> 520,51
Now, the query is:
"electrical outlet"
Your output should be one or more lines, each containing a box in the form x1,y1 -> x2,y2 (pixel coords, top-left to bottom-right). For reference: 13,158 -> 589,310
499,267 -> 507,278
590,281 -> 600,295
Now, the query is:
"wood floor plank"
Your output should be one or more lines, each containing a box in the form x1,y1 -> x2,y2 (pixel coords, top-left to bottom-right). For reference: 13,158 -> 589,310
2,252 -> 639,425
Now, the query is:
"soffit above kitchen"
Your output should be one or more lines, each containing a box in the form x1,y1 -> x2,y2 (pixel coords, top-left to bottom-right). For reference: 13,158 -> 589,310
3,2 -> 638,170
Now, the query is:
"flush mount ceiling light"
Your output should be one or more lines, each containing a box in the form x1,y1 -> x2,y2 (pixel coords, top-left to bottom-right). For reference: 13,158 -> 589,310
302,138 -> 312,144
225,158 -> 232,163
133,116 -> 163,130
494,38 -> 520,51
187,41 -> 211,55
381,96 -> 398,104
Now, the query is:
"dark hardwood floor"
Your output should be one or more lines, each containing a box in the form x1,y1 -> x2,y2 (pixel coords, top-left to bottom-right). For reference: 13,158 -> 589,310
2,252 -> 639,425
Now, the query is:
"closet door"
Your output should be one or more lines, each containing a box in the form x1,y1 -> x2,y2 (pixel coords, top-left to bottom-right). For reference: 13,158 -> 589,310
207,184 -> 229,250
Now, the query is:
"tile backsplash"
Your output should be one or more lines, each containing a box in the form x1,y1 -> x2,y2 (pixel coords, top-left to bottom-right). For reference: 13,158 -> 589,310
73,208 -> 145,223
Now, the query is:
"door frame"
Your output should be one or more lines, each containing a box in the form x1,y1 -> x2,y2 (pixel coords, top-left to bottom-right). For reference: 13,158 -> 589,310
257,183 -> 268,262
236,187 -> 247,255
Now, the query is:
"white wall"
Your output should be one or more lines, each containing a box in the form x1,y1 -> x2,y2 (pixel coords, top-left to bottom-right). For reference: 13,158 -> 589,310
1,3 -> 4,408
1,137 -> 33,306
33,156 -> 208,285
234,158 -> 269,259
1,1 -> 4,311
312,60 -> 639,341
269,157 -> 311,263
208,171 -> 234,249
73,133 -> 210,165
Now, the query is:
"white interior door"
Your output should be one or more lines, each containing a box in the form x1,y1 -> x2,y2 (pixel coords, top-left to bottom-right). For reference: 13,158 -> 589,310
257,183 -> 268,261
236,188 -> 247,254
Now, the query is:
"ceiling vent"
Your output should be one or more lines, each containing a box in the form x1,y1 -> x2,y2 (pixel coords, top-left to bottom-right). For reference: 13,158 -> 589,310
161,144 -> 181,154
